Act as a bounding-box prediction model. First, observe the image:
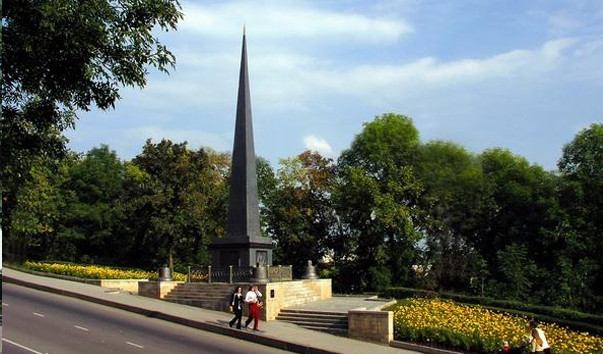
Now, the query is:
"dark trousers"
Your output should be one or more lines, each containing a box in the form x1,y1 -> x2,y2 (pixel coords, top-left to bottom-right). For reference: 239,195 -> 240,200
245,303 -> 260,330
229,308 -> 242,329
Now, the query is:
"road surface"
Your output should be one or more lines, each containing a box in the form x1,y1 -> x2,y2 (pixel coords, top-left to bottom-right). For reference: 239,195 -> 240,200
2,283 -> 288,354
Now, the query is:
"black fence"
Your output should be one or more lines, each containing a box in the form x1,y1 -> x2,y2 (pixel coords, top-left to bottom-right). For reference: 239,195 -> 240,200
187,265 -> 293,283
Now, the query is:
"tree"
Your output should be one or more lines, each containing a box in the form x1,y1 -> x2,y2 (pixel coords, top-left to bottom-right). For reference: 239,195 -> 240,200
336,113 -> 423,292
52,145 -> 128,263
473,148 -> 559,299
496,243 -> 537,301
256,157 -> 278,238
1,102 -> 71,257
5,154 -> 74,261
125,140 -> 229,269
263,151 -> 337,277
340,113 -> 420,176
557,123 -> 603,299
414,141 -> 487,292
1,0 -> 182,255
2,0 -> 182,110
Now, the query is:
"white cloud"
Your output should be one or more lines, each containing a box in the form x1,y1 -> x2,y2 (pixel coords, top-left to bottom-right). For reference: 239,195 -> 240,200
548,11 -> 582,34
67,124 -> 232,160
339,38 -> 578,92
117,36 -> 592,126
303,135 -> 333,155
180,0 -> 413,43
127,126 -> 231,152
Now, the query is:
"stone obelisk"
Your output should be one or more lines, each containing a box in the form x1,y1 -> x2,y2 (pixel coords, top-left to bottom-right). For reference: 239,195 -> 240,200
212,29 -> 273,267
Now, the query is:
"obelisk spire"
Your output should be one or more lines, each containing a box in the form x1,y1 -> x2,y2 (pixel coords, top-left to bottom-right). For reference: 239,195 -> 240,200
226,29 -> 261,241
212,29 -> 272,268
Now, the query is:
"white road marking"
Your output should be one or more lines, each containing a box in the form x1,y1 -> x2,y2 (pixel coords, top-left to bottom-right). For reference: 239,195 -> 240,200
74,325 -> 89,331
2,338 -> 44,353
126,341 -> 144,349
2,302 -> 8,306
33,312 -> 46,317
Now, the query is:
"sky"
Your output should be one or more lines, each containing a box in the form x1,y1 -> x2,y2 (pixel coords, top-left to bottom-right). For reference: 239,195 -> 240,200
65,0 -> 603,171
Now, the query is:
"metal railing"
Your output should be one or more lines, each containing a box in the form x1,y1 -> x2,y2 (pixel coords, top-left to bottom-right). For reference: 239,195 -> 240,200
187,265 -> 293,283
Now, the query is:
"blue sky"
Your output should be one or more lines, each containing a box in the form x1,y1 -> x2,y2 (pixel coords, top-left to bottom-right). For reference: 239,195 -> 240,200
65,0 -> 603,171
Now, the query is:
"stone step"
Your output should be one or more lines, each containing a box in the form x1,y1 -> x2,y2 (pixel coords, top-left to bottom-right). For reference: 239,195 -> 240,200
280,320 -> 348,329
277,311 -> 348,318
166,290 -> 230,296
276,315 -> 348,324
280,309 -> 347,316
170,285 -> 234,289
166,292 -> 230,299
276,308 -> 349,337
278,310 -> 347,319
165,290 -> 229,295
175,283 -> 235,287
299,326 -> 348,336
167,293 -> 231,298
164,295 -> 228,301
171,287 -> 233,292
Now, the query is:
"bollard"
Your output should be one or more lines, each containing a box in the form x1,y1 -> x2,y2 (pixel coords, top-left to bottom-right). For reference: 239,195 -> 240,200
158,266 -> 172,281
302,260 -> 318,279
251,263 -> 269,284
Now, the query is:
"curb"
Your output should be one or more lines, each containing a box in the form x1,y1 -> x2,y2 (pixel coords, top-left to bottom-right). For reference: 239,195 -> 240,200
2,275 -> 340,354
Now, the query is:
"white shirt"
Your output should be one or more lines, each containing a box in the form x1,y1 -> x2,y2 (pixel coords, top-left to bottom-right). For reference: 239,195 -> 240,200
245,289 -> 262,303
531,327 -> 550,351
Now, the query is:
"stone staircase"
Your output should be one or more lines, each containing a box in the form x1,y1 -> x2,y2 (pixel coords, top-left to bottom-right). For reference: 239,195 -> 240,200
276,309 -> 348,336
163,283 -> 234,312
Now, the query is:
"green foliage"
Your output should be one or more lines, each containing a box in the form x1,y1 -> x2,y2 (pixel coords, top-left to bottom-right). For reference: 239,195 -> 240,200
53,145 -> 127,262
4,108 -> 602,318
1,102 -> 73,260
7,156 -> 71,260
336,113 -> 422,292
1,0 -> 182,256
557,123 -> 603,297
3,0 -> 182,110
495,243 -> 537,301
340,112 -> 419,173
124,140 -> 229,269
471,149 -> 560,301
415,141 -> 487,292
263,151 -> 337,278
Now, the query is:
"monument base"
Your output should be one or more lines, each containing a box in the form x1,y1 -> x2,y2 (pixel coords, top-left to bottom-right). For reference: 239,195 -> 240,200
211,243 -> 273,267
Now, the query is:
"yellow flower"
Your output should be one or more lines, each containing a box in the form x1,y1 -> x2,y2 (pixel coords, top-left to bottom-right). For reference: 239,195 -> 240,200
393,298 -> 603,353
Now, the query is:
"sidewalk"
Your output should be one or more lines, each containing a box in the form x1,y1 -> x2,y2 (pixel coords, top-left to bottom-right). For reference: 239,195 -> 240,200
2,268 -> 417,354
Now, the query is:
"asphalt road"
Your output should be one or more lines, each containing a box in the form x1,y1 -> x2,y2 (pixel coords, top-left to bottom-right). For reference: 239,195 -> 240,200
2,283 -> 288,354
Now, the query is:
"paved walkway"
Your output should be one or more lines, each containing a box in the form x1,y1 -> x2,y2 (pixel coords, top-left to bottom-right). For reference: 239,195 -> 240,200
2,268 -> 417,354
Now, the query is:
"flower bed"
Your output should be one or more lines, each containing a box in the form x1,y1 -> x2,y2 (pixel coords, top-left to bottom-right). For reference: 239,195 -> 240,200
23,261 -> 187,281
393,298 -> 603,353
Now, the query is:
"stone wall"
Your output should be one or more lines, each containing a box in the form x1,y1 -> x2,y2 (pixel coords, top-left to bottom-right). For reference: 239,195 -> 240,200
18,269 -> 148,294
303,278 -> 332,299
138,281 -> 184,299
93,279 -> 144,294
348,309 -> 393,344
259,279 -> 332,321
